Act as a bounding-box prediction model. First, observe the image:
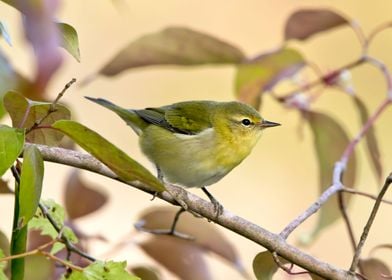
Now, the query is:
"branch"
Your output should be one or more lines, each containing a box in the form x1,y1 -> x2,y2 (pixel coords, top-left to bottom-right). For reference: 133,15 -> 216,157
26,143 -> 355,280
350,173 -> 392,272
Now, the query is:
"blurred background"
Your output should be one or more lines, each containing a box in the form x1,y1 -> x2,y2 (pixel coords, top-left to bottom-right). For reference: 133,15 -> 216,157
1,0 -> 392,279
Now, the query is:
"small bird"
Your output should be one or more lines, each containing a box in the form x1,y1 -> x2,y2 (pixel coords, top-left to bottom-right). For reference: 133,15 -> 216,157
86,97 -> 280,216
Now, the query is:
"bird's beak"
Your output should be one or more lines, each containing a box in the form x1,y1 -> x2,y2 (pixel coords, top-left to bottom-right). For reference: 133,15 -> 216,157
259,120 -> 281,128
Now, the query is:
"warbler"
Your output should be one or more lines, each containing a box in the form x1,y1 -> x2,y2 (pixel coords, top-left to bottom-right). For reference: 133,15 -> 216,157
86,97 -> 280,215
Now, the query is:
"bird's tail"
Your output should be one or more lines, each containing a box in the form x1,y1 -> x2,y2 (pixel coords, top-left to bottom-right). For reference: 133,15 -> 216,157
85,96 -> 146,135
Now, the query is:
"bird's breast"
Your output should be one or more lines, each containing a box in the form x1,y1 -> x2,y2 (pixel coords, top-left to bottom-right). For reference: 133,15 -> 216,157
140,126 -> 257,187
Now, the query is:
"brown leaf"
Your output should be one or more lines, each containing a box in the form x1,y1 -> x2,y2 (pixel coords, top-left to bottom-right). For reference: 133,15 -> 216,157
284,9 -> 348,41
139,235 -> 211,280
99,26 -> 245,77
235,48 -> 305,109
136,206 -> 246,276
64,170 -> 108,220
299,111 -> 356,245
360,258 -> 390,280
353,96 -> 382,183
0,178 -> 12,194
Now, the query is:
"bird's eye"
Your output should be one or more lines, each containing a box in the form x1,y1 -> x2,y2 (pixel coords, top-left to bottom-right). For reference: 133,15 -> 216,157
241,119 -> 252,126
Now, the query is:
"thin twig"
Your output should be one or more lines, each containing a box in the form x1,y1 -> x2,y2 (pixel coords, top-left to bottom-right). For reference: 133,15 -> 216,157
50,78 -> 76,111
349,173 -> 392,272
276,58 -> 365,102
338,191 -> 357,253
38,202 -> 96,262
342,187 -> 392,205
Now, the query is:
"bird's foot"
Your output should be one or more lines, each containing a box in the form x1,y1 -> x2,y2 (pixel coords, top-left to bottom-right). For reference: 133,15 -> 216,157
202,187 -> 224,219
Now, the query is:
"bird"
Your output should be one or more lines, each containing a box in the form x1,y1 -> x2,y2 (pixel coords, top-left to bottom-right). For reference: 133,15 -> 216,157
86,97 -> 280,217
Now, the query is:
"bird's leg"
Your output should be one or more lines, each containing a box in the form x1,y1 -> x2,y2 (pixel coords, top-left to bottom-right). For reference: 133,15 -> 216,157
150,165 -> 164,201
169,207 -> 186,234
202,187 -> 224,218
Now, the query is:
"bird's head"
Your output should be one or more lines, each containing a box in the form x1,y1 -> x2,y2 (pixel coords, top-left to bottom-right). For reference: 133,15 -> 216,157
212,101 -> 280,143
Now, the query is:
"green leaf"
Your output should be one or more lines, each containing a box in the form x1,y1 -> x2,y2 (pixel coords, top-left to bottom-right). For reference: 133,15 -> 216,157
130,266 -> 160,280
64,261 -> 139,280
0,248 -> 8,280
57,22 -> 81,62
24,255 -> 53,280
235,48 -> 305,109
0,125 -> 25,176
18,145 -> 44,228
284,9 -> 348,41
353,96 -> 382,183
300,111 -> 356,245
99,26 -> 245,76
0,21 -> 12,46
52,120 -> 165,192
29,200 -> 77,246
253,251 -> 287,280
3,91 -> 71,146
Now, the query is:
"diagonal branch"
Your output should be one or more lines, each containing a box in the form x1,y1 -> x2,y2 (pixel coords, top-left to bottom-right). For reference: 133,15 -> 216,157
25,143 -> 355,280
349,173 -> 392,272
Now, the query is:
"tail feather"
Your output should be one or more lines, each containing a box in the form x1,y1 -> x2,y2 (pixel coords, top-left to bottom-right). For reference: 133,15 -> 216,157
85,96 -> 145,134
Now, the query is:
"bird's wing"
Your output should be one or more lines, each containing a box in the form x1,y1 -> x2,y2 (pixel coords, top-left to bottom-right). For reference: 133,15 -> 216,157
164,101 -> 213,134
136,101 -> 213,135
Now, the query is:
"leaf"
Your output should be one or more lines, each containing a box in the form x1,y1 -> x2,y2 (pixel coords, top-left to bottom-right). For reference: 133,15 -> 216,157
0,248 -> 8,280
130,266 -> 161,280
18,145 -> 44,228
360,258 -> 390,280
136,206 -> 246,277
0,21 -> 12,46
29,199 -> 78,250
353,96 -> 382,183
139,236 -> 211,280
235,48 -> 305,108
3,91 -> 71,146
57,22 -> 81,62
284,9 -> 349,41
253,251 -> 287,280
0,125 -> 25,176
64,170 -> 108,220
99,26 -> 245,76
0,178 -> 12,194
63,261 -> 139,280
0,230 -> 9,257
52,120 -> 165,192
300,111 -> 356,245
24,255 -> 53,280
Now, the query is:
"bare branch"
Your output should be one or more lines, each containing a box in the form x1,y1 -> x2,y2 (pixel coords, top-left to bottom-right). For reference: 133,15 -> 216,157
350,173 -> 392,272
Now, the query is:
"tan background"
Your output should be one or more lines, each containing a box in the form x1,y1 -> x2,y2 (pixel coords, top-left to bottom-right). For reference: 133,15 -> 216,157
1,0 -> 392,279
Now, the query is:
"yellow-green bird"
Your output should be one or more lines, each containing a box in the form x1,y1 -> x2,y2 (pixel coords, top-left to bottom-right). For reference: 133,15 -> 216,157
86,97 -> 280,215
